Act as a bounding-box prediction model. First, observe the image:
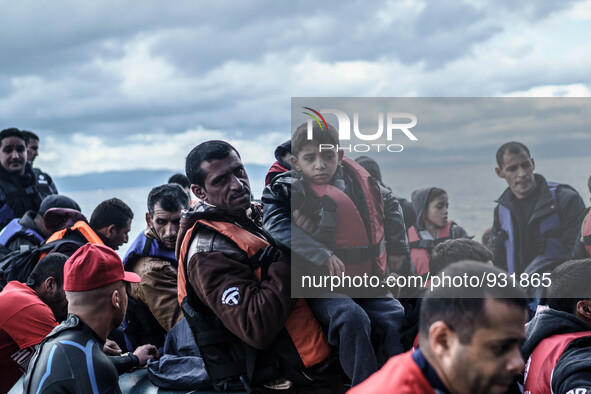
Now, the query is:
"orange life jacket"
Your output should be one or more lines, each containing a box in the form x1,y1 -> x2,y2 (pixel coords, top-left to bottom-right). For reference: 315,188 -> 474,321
177,218 -> 331,369
407,222 -> 452,276
308,157 -> 387,278
39,221 -> 104,259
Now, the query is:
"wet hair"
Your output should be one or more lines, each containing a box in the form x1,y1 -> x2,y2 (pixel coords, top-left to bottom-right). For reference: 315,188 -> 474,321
547,259 -> 591,314
20,130 -> 39,144
429,239 -> 493,275
0,128 -> 26,146
496,141 -> 530,168
291,121 -> 339,156
27,253 -> 68,289
419,261 -> 527,344
185,140 -> 240,188
89,198 -> 134,230
168,173 -> 191,189
147,184 -> 190,216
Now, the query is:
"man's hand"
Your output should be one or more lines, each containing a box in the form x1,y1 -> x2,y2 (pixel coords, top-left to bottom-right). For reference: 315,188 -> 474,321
293,209 -> 316,233
387,255 -> 404,273
103,339 -> 122,355
133,344 -> 160,366
324,254 -> 345,277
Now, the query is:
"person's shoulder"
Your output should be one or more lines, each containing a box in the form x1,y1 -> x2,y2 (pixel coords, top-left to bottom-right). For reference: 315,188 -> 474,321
188,224 -> 246,263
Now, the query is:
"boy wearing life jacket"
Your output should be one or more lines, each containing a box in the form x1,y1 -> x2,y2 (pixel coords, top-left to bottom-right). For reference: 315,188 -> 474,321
407,187 -> 469,277
262,122 -> 409,386
521,259 -> 591,393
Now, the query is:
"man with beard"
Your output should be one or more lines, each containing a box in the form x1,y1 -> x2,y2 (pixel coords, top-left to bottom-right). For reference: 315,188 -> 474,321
20,130 -> 58,196
350,261 -> 528,394
0,128 -> 53,231
0,253 -> 68,393
122,184 -> 189,349
177,140 -> 331,392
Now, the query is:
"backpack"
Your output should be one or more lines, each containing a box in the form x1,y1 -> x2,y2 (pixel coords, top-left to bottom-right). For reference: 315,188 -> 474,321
0,239 -> 85,283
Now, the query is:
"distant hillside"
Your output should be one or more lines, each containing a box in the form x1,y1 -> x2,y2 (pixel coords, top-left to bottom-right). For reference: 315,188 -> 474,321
55,164 -> 271,193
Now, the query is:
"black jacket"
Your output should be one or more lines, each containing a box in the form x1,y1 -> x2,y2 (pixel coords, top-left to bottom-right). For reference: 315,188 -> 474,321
523,308 -> 591,393
262,167 -> 409,270
492,174 -> 585,275
0,163 -> 48,230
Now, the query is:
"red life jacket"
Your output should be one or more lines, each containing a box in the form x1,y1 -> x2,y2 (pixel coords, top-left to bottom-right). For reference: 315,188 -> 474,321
177,219 -> 331,369
348,351 -> 435,394
581,209 -> 591,257
523,331 -> 591,394
407,222 -> 452,276
308,157 -> 387,278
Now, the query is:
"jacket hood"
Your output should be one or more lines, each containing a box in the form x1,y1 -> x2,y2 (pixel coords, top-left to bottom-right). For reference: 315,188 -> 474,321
523,308 -> 591,358
411,187 -> 435,229
274,140 -> 292,170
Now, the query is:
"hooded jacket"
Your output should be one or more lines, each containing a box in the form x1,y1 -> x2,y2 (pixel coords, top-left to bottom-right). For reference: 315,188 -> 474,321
522,308 -> 591,393
262,164 -> 409,270
492,174 -> 584,275
407,187 -> 468,275
265,140 -> 292,186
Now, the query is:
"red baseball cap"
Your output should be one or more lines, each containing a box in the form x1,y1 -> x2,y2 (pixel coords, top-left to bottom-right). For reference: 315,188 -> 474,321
64,243 -> 141,291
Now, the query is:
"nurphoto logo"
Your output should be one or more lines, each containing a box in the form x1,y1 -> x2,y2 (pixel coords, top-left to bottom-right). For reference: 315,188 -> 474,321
302,107 -> 418,152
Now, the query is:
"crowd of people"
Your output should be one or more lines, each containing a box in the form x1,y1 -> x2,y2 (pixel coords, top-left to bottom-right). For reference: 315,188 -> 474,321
1,124 -> 591,393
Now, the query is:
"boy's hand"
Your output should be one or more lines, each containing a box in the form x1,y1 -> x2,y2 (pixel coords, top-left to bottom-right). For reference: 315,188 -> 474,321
293,209 -> 316,233
387,255 -> 404,273
324,254 -> 345,277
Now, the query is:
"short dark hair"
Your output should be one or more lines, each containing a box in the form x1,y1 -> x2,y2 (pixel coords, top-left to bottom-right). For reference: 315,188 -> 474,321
185,140 -> 240,187
0,128 -> 26,146
429,239 -> 493,275
547,259 -> 591,314
20,130 -> 39,144
419,261 -> 527,344
291,121 -> 339,156
89,198 -> 134,230
496,141 -> 530,167
168,173 -> 190,189
147,184 -> 190,216
587,174 -> 591,194
28,253 -> 68,289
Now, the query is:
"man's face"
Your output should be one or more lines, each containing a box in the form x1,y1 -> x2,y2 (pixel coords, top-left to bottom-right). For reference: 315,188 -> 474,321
105,218 -> 132,250
47,283 -> 68,323
495,150 -> 536,199
0,136 -> 27,175
146,202 -> 182,250
442,298 -> 527,394
192,150 -> 251,212
27,138 -> 39,163
292,143 -> 343,185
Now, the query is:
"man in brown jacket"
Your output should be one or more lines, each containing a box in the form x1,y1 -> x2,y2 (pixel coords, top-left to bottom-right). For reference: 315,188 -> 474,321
123,184 -> 189,349
176,140 -> 332,392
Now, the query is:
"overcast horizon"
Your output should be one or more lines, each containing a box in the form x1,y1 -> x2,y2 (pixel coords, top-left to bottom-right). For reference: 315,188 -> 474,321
2,0 -> 590,177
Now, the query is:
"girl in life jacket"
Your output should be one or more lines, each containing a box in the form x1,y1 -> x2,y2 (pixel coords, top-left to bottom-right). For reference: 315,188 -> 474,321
407,187 -> 469,277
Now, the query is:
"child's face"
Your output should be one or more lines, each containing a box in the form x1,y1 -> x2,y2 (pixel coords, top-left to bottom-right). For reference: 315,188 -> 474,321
292,143 -> 343,185
424,193 -> 449,229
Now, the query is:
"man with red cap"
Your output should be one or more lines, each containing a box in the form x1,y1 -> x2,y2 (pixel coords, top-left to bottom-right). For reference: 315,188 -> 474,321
23,244 -> 159,393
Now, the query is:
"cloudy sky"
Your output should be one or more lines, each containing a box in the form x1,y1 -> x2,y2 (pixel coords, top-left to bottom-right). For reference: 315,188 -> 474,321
1,0 -> 590,177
